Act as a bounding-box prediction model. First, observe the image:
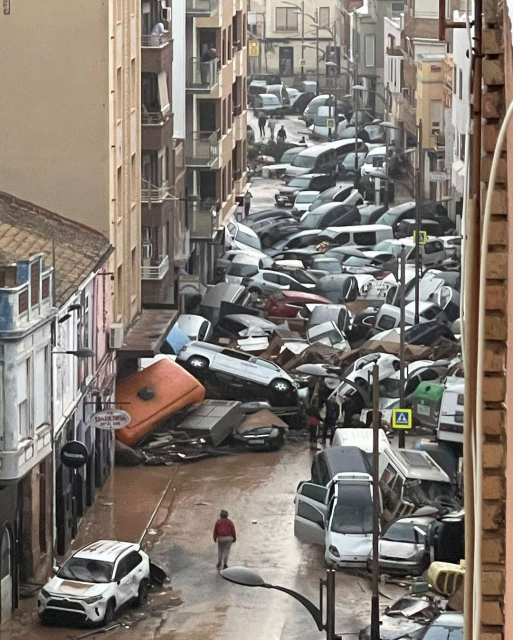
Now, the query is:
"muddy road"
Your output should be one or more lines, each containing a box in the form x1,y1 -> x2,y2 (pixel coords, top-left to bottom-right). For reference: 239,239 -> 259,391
1,444 -> 398,640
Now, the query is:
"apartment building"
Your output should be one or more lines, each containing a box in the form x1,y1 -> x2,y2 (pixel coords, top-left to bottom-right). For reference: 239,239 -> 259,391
249,0 -> 341,83
0,0 -> 141,335
185,0 -> 249,283
141,0 -> 189,305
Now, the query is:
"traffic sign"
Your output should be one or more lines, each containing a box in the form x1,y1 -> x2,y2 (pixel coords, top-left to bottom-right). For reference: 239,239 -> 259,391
326,118 -> 336,129
413,230 -> 428,245
392,408 -> 412,430
248,41 -> 260,57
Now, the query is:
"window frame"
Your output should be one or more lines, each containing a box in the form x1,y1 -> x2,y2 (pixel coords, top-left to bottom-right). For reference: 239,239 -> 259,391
275,7 -> 299,32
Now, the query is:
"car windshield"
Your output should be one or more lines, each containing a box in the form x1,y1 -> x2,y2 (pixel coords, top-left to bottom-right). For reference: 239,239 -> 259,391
260,95 -> 280,105
379,377 -> 403,398
58,558 -> 114,583
344,256 -> 372,266
382,522 -> 426,543
330,485 -> 373,534
227,263 -> 259,277
295,192 -> 318,204
300,213 -> 322,229
291,155 -> 316,169
343,152 -> 367,167
424,624 -> 463,640
377,211 -> 401,226
235,230 -> 261,250
288,177 -> 311,188
290,270 -> 316,284
374,240 -> 402,256
281,149 -> 300,163
365,125 -> 385,141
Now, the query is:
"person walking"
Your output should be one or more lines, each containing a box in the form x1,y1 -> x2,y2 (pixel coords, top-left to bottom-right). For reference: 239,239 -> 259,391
277,125 -> 287,143
268,116 -> 276,141
322,397 -> 339,446
306,406 -> 321,450
258,113 -> 267,139
213,510 -> 236,570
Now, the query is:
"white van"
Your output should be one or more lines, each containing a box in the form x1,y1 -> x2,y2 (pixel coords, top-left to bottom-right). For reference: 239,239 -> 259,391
373,301 -> 446,332
319,224 -> 394,248
225,253 -> 266,284
285,145 -> 338,178
437,378 -> 464,444
360,145 -> 391,177
332,427 -> 391,453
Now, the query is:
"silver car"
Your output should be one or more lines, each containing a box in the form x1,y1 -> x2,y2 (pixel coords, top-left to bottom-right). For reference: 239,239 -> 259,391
177,341 -> 297,396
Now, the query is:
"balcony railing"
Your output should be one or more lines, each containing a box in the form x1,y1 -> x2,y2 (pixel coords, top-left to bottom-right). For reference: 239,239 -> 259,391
186,0 -> 218,16
141,32 -> 172,47
142,110 -> 170,125
186,58 -> 219,92
141,180 -> 170,203
141,255 -> 170,280
185,131 -> 219,167
188,200 -> 219,239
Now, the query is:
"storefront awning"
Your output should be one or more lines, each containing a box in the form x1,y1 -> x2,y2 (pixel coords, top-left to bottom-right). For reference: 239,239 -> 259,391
118,308 -> 178,358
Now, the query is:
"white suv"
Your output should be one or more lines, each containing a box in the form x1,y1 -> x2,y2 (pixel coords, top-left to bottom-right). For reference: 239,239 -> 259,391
38,540 -> 151,626
177,341 -> 297,396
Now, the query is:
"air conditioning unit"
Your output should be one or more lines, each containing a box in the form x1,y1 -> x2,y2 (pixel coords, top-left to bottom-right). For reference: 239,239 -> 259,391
109,323 -> 124,350
162,7 -> 171,21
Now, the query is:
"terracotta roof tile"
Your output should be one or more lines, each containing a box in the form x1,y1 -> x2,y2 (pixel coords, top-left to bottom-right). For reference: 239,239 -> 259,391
0,192 -> 111,306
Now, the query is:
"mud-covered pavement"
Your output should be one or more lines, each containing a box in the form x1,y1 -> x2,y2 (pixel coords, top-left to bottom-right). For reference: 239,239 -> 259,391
1,445 -> 402,640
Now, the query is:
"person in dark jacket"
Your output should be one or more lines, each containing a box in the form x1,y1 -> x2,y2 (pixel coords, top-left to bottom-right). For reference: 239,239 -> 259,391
277,125 -> 287,143
306,406 -> 321,450
213,510 -> 237,569
322,397 -> 339,446
258,113 -> 267,138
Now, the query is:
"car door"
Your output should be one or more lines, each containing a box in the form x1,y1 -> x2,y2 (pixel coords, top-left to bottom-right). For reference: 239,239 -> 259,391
262,272 -> 287,294
246,357 -> 281,385
123,551 -> 146,598
215,349 -> 250,378
294,483 -> 329,545
113,556 -> 137,606
422,240 -> 446,267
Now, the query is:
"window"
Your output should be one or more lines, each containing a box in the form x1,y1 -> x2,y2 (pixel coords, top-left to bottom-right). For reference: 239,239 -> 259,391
378,314 -> 397,330
17,359 -> 30,438
459,134 -> 466,161
42,277 -> 50,300
459,69 -> 463,100
354,231 -> 377,245
318,7 -> 330,28
425,241 -> 443,254
333,232 -> 350,245
124,551 -> 143,573
30,261 -> 40,307
453,64 -> 457,94
34,348 -> 49,428
1,529 -> 12,581
275,7 -> 298,31
297,501 -> 325,526
300,483 -> 328,503
221,349 -> 250,361
19,290 -> 28,315
364,35 -> 376,68
263,272 -> 281,284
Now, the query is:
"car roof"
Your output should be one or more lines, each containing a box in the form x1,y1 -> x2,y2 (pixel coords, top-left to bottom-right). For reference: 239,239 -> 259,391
324,224 -> 393,233
280,290 -> 332,301
294,145 -> 333,159
318,446 -> 372,473
364,146 -> 387,157
74,540 -> 138,562
385,201 -> 416,214
290,173 -> 329,179
295,190 -> 321,197
201,283 -> 246,307
230,253 -> 263,265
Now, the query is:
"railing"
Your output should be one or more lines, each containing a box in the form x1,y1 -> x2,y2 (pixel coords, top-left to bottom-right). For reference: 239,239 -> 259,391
141,31 -> 171,47
188,200 -> 219,239
141,110 -> 170,125
233,103 -> 243,117
141,255 -> 170,280
141,181 -> 170,203
186,58 -> 219,91
186,0 -> 218,15
185,131 -> 219,167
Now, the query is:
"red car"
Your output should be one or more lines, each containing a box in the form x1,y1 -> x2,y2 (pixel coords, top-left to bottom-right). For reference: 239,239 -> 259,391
264,290 -> 333,318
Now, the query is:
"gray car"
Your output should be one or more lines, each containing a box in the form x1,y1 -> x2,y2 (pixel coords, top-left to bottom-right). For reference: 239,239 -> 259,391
368,515 -> 435,576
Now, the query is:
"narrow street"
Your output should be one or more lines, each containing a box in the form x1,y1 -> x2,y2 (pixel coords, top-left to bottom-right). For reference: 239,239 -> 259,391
1,444 -> 401,640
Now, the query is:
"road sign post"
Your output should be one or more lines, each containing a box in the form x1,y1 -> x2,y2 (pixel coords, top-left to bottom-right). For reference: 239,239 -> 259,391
392,408 -> 413,430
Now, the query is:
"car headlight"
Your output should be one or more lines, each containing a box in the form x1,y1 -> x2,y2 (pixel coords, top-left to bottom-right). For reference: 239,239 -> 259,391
329,545 -> 340,558
84,594 -> 104,604
40,587 -> 50,599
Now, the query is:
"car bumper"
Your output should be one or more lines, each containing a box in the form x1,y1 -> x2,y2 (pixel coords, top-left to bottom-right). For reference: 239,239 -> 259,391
325,551 -> 368,569
38,596 -> 107,625
369,557 -> 426,576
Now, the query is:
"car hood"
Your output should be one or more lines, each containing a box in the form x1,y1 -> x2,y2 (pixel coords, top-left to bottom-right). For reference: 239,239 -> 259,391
279,185 -> 303,195
328,532 -> 372,559
44,577 -> 109,598
378,540 -> 424,560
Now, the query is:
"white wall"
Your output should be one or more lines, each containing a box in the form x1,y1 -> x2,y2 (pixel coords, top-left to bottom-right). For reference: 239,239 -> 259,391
384,17 -> 402,95
172,1 -> 186,139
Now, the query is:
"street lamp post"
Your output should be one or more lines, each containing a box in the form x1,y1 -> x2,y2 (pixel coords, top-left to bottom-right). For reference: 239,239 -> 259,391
371,364 -> 380,640
221,567 -> 340,640
398,244 -> 406,449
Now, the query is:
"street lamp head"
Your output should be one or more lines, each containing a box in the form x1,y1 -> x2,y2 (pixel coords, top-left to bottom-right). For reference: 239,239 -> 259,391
221,566 -> 268,588
69,348 -> 96,358
351,84 -> 365,91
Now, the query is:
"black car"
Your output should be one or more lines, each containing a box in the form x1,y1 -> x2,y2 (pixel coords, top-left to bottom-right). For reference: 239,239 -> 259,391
275,173 -> 335,207
245,212 -> 302,248
299,202 -> 361,230
404,321 -> 457,346
310,184 -> 363,211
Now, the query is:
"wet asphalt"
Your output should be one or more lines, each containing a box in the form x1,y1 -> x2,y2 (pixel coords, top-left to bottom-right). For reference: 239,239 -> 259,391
0,444 -> 403,640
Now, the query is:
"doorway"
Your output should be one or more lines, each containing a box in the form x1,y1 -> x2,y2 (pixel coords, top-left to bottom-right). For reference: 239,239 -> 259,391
279,47 -> 294,77
0,528 -> 13,622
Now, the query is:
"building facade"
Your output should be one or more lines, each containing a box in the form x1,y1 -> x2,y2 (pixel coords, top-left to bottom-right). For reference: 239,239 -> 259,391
0,0 -> 141,334
185,0 -> 249,283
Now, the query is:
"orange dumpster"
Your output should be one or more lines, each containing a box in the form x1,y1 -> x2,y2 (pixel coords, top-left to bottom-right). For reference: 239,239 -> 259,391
115,358 -> 205,446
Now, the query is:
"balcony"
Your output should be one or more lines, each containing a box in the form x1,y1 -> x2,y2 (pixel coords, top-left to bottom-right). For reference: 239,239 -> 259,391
141,180 -> 170,203
142,111 -> 174,150
435,132 -> 446,150
188,200 -> 219,239
186,0 -> 218,16
141,255 -> 170,280
141,33 -> 173,73
186,58 -> 219,93
185,131 -> 219,167
141,32 -> 171,48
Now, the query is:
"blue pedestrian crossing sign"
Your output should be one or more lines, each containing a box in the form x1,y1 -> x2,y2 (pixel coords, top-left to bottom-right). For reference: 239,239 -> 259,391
392,408 -> 412,430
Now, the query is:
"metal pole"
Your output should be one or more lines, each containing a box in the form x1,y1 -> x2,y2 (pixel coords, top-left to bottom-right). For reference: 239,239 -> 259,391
414,119 -> 423,324
328,96 -> 333,142
371,364 -> 380,640
301,0 -> 305,81
383,126 -> 389,210
398,244 -> 406,449
326,569 -> 336,640
316,21 -> 320,95
354,93 -> 359,187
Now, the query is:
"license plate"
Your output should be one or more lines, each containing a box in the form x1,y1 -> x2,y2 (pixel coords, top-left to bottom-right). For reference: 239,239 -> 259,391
249,439 -> 265,445
417,404 -> 431,416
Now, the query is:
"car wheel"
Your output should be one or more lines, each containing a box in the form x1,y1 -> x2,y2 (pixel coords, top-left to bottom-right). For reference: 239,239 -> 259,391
135,579 -> 150,607
261,234 -> 273,249
270,378 -> 293,394
102,600 -> 116,626
187,356 -> 209,371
